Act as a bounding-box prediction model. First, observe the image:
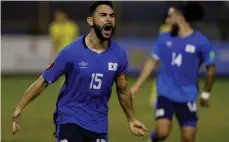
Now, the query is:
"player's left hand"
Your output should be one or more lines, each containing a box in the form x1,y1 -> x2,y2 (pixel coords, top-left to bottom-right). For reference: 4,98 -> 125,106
129,119 -> 148,137
200,92 -> 211,108
200,98 -> 210,108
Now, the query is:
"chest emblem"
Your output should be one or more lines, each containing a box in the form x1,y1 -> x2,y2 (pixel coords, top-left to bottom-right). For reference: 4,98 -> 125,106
185,44 -> 196,53
108,62 -> 118,71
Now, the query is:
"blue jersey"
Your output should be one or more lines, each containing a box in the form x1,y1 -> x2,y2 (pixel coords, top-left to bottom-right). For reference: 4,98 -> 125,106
152,31 -> 215,102
43,36 -> 128,133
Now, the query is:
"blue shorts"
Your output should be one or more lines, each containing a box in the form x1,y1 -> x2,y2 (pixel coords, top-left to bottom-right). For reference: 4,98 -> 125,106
56,123 -> 108,142
155,96 -> 198,128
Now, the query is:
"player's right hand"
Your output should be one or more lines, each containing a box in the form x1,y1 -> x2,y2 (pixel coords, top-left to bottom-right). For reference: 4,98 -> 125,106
12,107 -> 22,135
200,92 -> 211,108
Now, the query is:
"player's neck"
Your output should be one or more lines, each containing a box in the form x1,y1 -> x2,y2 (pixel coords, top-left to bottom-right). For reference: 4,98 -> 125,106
178,23 -> 194,38
86,32 -> 109,51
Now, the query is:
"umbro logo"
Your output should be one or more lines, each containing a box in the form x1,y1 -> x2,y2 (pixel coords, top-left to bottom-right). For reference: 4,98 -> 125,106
79,61 -> 88,68
166,41 -> 172,47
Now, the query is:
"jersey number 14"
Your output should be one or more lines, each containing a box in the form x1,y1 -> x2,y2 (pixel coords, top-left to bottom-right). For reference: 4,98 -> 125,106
171,52 -> 182,67
90,73 -> 104,89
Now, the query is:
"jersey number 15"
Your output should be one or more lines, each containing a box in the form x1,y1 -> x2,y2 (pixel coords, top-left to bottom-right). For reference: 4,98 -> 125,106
90,73 -> 104,89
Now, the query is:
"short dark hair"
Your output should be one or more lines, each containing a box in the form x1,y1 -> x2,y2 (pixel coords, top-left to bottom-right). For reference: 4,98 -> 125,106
88,1 -> 113,16
175,2 -> 205,22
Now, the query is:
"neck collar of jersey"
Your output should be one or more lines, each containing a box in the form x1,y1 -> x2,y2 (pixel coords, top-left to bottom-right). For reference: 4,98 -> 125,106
82,34 -> 111,49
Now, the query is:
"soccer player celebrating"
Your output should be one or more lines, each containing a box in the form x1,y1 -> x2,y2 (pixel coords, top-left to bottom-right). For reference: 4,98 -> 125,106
149,16 -> 172,107
131,2 -> 216,142
12,1 -> 147,142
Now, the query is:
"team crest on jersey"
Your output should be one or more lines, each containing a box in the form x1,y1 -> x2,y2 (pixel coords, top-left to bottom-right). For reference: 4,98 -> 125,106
108,62 -> 118,71
46,62 -> 56,71
185,44 -> 196,53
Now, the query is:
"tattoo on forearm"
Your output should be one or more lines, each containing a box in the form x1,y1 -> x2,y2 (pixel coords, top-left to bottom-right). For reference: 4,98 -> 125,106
117,83 -> 129,94
117,82 -> 135,121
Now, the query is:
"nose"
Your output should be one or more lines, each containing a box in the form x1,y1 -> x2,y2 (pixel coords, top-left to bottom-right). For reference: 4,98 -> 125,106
106,16 -> 111,23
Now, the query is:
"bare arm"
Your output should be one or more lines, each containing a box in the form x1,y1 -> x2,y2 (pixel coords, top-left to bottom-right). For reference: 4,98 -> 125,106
204,65 -> 216,92
116,74 -> 148,136
14,75 -> 48,110
133,57 -> 159,89
200,65 -> 216,108
116,74 -> 136,122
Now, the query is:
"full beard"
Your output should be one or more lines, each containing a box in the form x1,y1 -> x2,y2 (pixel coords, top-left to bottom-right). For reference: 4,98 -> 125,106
93,23 -> 115,41
170,24 -> 179,37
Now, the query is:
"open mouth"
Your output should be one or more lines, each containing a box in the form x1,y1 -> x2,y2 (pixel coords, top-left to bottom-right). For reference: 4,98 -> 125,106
103,24 -> 113,36
104,25 -> 112,31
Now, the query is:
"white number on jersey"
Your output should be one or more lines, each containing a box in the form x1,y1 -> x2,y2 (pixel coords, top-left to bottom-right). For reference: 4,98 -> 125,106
187,102 -> 197,112
90,73 -> 104,89
96,139 -> 106,142
171,52 -> 182,67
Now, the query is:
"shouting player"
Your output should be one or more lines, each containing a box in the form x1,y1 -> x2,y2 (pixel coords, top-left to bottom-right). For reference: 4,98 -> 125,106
12,1 -> 147,142
131,2 -> 216,142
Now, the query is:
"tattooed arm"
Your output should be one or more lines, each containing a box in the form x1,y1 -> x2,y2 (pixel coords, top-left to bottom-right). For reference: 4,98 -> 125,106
204,65 -> 216,93
199,39 -> 216,108
116,74 -> 148,136
116,74 -> 135,122
200,65 -> 216,108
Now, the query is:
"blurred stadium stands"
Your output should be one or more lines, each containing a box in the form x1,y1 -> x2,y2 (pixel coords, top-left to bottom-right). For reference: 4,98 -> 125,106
1,1 -> 229,75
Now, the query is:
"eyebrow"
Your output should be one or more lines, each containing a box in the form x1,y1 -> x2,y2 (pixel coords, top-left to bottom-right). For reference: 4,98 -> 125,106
100,12 -> 115,16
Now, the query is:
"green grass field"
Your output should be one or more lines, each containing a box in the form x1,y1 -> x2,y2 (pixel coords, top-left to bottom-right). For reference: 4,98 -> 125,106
1,76 -> 229,142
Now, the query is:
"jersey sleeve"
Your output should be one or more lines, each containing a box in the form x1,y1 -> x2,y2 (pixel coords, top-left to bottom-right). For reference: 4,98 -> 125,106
152,34 -> 163,60
42,48 -> 69,84
117,50 -> 128,76
199,39 -> 216,66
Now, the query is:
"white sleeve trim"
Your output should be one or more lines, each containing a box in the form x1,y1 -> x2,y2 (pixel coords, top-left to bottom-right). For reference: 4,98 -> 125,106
152,54 -> 160,60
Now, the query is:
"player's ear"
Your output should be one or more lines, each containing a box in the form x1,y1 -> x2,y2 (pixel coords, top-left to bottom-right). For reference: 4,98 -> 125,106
87,17 -> 93,27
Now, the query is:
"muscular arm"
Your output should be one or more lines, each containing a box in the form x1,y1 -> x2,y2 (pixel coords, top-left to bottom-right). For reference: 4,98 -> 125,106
116,74 -> 136,122
204,65 -> 216,92
14,75 -> 48,110
133,57 -> 160,89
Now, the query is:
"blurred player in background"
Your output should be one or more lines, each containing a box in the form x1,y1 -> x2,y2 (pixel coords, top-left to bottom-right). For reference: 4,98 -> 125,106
49,10 -> 80,58
49,10 -> 80,86
12,1 -> 147,142
131,2 -> 216,142
150,16 -> 172,107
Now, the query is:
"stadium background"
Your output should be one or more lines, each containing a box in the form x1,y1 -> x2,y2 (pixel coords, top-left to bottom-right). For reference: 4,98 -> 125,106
1,1 -> 229,142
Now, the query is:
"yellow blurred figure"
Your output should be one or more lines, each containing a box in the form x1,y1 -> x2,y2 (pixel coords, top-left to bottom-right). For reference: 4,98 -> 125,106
159,23 -> 172,33
49,10 -> 80,57
49,10 -> 80,86
150,23 -> 172,107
